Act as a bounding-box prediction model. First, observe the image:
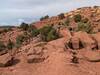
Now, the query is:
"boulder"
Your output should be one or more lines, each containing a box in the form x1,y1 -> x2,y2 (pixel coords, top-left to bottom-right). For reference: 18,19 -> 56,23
27,46 -> 45,63
27,46 -> 43,55
71,36 -> 80,50
48,38 -> 69,49
59,27 -> 72,38
74,31 -> 96,49
27,55 -> 45,63
0,53 -> 12,67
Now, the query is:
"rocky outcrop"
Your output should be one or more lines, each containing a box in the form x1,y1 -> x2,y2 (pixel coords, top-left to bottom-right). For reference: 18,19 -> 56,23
0,50 -> 7,56
26,42 -> 47,63
0,53 -> 13,67
70,36 -> 80,50
92,32 -> 100,49
74,31 -> 96,49
84,50 -> 100,62
59,27 -> 72,38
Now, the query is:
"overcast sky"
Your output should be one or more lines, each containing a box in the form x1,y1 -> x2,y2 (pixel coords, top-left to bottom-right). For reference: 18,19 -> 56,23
0,0 -> 100,26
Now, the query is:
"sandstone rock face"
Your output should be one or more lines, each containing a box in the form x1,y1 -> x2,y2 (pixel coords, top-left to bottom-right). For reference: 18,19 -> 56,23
70,36 -> 80,50
27,38 -> 70,63
84,50 -> 100,62
0,29 -> 23,43
27,47 -> 43,56
0,53 -> 12,67
59,27 -> 72,38
48,38 -> 69,49
92,32 -> 100,49
26,43 -> 47,63
27,54 -> 45,63
74,31 -> 96,49
0,50 -> 7,56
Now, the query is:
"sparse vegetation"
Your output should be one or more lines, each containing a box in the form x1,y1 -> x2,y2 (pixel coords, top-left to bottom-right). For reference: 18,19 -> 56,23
64,17 -> 70,26
40,15 -> 49,21
16,34 -> 28,48
74,14 -> 82,22
20,22 -> 29,31
58,13 -> 65,19
28,25 -> 39,37
7,39 -> 14,50
82,18 -> 89,23
30,29 -> 39,37
46,28 -> 59,41
16,25 -> 40,48
39,25 -> 59,42
77,22 -> 93,33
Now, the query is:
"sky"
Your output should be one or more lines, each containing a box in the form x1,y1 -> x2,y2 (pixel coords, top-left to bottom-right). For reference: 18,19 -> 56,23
0,0 -> 100,26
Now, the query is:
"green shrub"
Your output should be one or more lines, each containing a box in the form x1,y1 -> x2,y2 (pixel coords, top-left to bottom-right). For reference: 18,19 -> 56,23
39,25 -> 59,42
7,39 -> 14,50
40,15 -> 49,21
28,25 -> 39,37
77,22 -> 93,33
82,18 -> 89,23
30,29 -> 39,37
20,22 -> 29,31
16,34 -> 28,48
74,14 -> 82,22
46,29 -> 59,41
39,25 -> 52,35
0,41 -> 6,52
39,25 -> 52,41
64,17 -> 70,26
28,25 -> 36,32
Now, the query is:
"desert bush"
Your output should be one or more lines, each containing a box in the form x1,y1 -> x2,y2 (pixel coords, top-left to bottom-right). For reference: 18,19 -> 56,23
28,25 -> 39,37
74,14 -> 82,22
64,17 -> 70,26
0,41 -> 6,52
82,18 -> 89,23
28,25 -> 36,32
58,13 -> 65,19
20,22 -> 29,31
16,34 -> 28,48
30,29 -> 39,37
39,25 -> 52,41
7,39 -> 14,50
77,22 -> 93,33
46,28 -> 59,41
39,25 -> 59,42
40,15 -> 49,21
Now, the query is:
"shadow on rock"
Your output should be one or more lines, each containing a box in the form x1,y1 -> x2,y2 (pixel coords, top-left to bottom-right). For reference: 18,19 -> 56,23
27,58 -> 45,63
